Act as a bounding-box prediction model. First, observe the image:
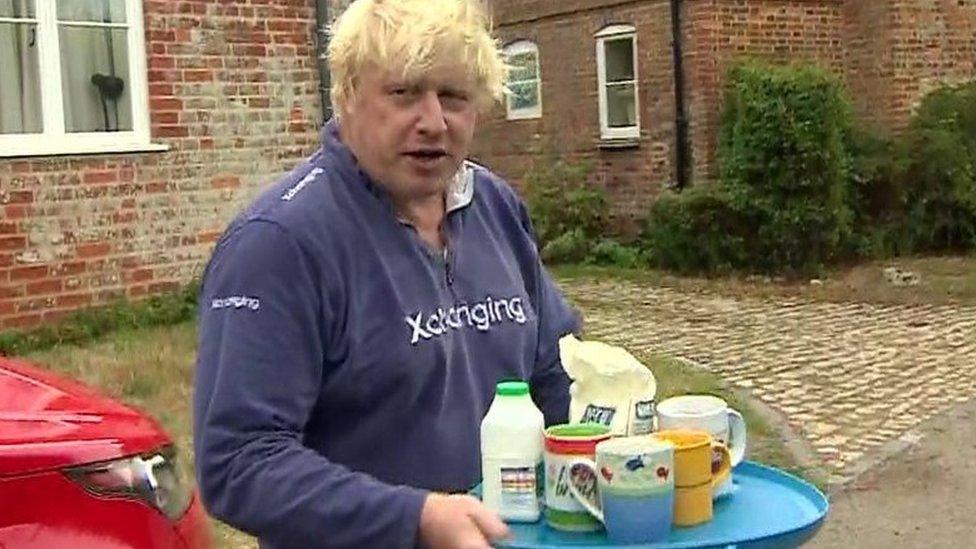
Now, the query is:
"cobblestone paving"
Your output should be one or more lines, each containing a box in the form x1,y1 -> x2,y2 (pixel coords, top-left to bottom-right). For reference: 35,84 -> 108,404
560,278 -> 976,482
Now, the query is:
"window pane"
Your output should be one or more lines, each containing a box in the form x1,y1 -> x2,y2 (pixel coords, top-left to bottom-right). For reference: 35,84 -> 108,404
59,25 -> 133,132
604,38 -> 634,83
508,52 -> 537,82
606,83 -> 636,128
508,81 -> 539,111
0,0 -> 35,18
57,0 -> 127,24
0,22 -> 42,134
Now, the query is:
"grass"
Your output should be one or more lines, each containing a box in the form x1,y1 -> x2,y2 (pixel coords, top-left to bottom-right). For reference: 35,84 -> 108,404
553,254 -> 976,306
18,321 -> 808,548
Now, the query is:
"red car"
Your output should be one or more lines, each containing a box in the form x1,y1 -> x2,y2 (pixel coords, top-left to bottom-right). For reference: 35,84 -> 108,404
0,357 -> 211,548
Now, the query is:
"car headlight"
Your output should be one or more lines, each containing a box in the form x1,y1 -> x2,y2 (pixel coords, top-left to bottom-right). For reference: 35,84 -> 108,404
65,445 -> 193,521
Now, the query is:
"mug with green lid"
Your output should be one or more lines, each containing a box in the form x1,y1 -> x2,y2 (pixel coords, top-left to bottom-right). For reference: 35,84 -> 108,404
543,423 -> 612,532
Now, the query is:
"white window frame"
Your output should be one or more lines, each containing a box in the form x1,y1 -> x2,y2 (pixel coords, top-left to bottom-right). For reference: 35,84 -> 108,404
503,40 -> 542,120
0,0 -> 165,158
595,25 -> 640,140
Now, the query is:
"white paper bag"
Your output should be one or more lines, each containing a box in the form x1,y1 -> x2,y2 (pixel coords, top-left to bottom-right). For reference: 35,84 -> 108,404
558,334 -> 657,436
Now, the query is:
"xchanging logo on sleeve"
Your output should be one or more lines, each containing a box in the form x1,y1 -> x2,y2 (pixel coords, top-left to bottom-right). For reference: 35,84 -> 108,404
405,295 -> 528,345
281,168 -> 324,201
211,296 -> 261,311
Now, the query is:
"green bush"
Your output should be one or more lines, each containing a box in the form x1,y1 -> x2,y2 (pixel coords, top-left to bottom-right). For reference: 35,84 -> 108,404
523,157 -> 609,264
718,61 -> 854,273
845,128 -> 912,258
845,80 -> 976,257
641,187 -> 750,273
898,80 -> 976,251
585,239 -> 642,268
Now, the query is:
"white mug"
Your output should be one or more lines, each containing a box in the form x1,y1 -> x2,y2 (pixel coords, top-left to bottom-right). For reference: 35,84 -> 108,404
656,395 -> 746,498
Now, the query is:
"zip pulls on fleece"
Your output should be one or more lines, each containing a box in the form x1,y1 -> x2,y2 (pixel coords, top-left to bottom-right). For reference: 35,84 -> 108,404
445,248 -> 454,287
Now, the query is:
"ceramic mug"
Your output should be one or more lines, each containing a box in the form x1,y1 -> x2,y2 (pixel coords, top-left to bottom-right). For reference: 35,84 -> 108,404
566,436 -> 675,544
657,395 -> 746,497
651,429 -> 731,527
543,423 -> 612,532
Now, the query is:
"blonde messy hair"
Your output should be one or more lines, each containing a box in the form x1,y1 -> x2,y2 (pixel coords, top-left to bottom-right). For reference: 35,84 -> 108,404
327,0 -> 508,114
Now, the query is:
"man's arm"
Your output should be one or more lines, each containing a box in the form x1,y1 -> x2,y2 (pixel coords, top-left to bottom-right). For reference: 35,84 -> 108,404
193,220 -> 428,548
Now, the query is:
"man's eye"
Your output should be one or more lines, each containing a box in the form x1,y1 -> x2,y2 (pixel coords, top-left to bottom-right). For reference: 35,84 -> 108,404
441,90 -> 469,101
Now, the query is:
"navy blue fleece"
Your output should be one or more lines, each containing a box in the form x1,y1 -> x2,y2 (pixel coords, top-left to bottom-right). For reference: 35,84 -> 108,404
193,121 -> 578,548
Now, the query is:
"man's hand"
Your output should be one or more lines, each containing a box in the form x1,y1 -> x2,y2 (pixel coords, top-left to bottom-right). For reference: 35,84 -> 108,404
418,493 -> 512,549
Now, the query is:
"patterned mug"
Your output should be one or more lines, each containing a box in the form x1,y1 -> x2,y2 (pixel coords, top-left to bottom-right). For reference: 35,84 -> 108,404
543,423 -> 612,532
566,436 -> 675,544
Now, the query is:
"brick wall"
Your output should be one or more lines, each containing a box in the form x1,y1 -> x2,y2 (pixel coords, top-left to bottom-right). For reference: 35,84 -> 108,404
476,0 -> 845,226
0,0 -> 322,330
684,0 -> 845,183
474,0 -> 679,232
844,0 -> 976,131
477,0 -> 975,225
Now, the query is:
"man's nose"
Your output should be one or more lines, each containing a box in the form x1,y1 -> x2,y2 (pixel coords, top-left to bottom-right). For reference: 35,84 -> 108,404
416,90 -> 448,135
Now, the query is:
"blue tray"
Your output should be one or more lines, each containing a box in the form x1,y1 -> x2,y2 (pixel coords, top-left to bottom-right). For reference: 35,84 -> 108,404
480,461 -> 828,549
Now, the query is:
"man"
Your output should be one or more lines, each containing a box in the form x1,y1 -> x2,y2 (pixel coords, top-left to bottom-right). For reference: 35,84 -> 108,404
193,1 -> 579,547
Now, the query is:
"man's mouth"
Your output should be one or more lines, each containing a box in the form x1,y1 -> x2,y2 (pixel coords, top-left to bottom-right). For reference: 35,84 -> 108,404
404,149 -> 449,162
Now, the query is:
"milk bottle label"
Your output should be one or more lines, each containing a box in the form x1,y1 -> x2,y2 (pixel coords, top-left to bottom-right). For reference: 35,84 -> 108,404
499,464 -> 538,509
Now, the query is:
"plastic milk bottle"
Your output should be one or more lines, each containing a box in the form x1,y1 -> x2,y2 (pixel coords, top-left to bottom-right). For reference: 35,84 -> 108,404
480,381 -> 545,522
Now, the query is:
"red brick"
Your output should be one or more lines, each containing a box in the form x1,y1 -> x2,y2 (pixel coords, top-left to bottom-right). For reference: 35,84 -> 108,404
0,236 -> 26,252
2,313 -> 42,330
55,262 -> 87,276
149,281 -> 180,294
128,269 -> 154,283
83,170 -> 118,184
76,242 -> 112,258
10,266 -> 48,281
0,254 -> 12,268
185,69 -> 214,82
26,279 -> 63,294
152,111 -> 180,125
211,175 -> 241,189
149,55 -> 176,69
114,211 -> 138,224
155,125 -> 189,138
2,191 -> 33,204
149,83 -> 175,97
150,97 -> 183,111
4,205 -> 29,219
56,293 -> 93,309
197,230 -> 222,243
0,280 -> 22,298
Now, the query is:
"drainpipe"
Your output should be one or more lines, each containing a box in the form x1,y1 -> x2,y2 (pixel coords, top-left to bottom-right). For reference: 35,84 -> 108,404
670,0 -> 690,189
315,0 -> 333,121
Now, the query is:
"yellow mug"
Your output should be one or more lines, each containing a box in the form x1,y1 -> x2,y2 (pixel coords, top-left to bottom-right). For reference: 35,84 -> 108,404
651,429 -> 731,526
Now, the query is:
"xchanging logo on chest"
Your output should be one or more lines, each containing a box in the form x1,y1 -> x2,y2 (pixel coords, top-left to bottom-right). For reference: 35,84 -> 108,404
405,295 -> 528,345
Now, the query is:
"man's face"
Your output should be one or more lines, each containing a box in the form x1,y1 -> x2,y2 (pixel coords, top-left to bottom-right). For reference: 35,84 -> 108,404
339,64 -> 478,202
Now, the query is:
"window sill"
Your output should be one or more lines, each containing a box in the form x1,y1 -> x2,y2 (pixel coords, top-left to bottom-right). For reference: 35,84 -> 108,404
0,141 -> 170,159
506,111 -> 542,121
597,138 -> 640,150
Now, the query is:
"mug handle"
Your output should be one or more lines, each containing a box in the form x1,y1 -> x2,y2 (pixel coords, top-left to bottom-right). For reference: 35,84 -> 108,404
710,442 -> 732,489
565,458 -> 605,525
727,409 -> 747,467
